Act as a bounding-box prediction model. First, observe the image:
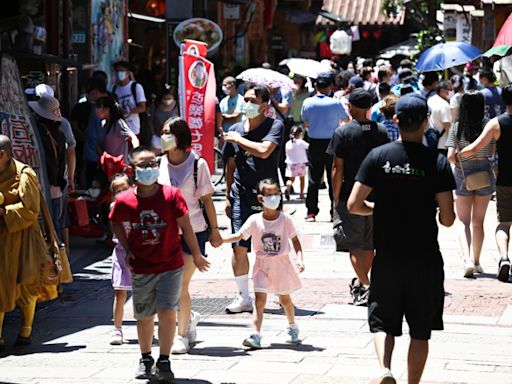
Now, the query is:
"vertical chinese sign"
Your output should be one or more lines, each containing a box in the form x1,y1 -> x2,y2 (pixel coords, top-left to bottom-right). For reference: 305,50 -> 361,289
0,114 -> 41,171
178,40 -> 216,173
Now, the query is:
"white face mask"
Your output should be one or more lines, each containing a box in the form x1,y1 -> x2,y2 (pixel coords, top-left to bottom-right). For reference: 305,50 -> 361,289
262,195 -> 281,210
222,85 -> 229,95
161,133 -> 177,151
162,99 -> 174,106
244,102 -> 261,119
117,71 -> 127,82
447,90 -> 454,99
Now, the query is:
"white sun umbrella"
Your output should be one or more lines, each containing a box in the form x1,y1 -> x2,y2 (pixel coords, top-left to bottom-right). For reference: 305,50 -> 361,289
236,68 -> 294,91
285,58 -> 331,79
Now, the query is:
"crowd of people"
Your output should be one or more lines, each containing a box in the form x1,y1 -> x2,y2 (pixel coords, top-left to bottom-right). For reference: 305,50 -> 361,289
2,55 -> 512,384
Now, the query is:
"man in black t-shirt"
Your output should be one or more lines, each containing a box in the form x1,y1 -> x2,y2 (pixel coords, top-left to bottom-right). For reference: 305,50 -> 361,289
327,89 -> 389,306
460,84 -> 512,282
347,93 -> 455,384
222,84 -> 284,313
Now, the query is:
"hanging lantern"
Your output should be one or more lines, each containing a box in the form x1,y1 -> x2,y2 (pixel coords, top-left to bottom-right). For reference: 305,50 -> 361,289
361,30 -> 370,39
146,0 -> 165,17
373,30 -> 382,39
330,29 -> 352,55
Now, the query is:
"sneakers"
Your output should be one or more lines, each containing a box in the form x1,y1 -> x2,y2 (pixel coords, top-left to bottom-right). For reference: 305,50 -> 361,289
464,260 -> 475,278
286,325 -> 300,344
187,311 -> 201,344
474,264 -> 484,274
109,328 -> 123,345
135,356 -> 155,380
171,335 -> 190,355
243,333 -> 262,349
305,214 -> 316,222
497,257 -> 511,282
0,337 -> 5,352
155,358 -> 175,382
354,285 -> 370,307
226,294 -> 253,313
379,369 -> 397,384
349,277 -> 361,303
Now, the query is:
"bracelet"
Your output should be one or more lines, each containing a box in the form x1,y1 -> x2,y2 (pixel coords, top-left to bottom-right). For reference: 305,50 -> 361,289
210,226 -> 219,229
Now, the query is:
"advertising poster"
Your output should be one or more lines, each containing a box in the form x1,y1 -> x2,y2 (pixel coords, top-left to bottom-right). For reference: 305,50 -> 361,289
178,43 -> 216,173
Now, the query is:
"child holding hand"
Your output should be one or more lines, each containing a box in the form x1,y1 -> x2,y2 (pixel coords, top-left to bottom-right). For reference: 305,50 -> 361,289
223,178 -> 305,349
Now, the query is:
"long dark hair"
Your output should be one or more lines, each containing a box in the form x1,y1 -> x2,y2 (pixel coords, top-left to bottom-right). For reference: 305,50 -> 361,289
457,91 -> 485,143
95,95 -> 123,134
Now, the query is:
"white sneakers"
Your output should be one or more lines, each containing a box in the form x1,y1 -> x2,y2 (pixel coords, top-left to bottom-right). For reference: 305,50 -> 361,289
171,335 -> 190,354
464,260 -> 475,278
109,328 -> 123,345
225,294 -> 253,313
187,311 -> 201,344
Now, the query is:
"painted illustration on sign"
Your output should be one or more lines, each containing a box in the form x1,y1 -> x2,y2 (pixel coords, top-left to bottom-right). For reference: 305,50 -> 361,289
0,113 -> 40,169
92,0 -> 127,81
189,61 -> 208,89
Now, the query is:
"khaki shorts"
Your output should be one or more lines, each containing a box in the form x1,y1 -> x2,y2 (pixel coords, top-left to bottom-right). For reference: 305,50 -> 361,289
496,186 -> 512,223
132,268 -> 183,320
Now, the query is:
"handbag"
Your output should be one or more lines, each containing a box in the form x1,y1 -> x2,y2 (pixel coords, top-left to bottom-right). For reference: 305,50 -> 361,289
457,149 -> 491,191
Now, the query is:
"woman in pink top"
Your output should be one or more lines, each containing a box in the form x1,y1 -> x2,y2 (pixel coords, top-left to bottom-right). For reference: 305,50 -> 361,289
223,178 -> 305,349
157,117 -> 222,354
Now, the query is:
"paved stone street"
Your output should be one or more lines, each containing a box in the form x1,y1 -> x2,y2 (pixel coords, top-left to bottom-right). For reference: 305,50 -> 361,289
1,188 -> 512,384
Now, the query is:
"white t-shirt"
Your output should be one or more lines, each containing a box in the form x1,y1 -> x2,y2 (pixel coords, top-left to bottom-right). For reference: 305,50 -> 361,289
158,151 -> 215,233
428,94 -> 452,149
240,212 -> 298,258
285,138 -> 309,164
113,81 -> 147,135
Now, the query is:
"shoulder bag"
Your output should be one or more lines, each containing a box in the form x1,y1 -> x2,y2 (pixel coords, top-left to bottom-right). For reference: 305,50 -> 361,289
457,149 -> 491,192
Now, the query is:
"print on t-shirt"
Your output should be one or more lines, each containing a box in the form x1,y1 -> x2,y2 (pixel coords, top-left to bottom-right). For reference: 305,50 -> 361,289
261,232 -> 281,255
132,209 -> 168,245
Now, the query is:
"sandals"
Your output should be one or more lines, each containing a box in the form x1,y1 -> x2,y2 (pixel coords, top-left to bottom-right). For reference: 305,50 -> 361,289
15,335 -> 32,346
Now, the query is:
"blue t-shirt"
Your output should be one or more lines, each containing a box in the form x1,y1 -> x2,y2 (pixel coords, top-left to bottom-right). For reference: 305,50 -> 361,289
481,86 -> 506,119
220,94 -> 245,131
272,88 -> 293,122
301,94 -> 348,139
83,109 -> 103,162
370,100 -> 384,123
222,118 -> 284,193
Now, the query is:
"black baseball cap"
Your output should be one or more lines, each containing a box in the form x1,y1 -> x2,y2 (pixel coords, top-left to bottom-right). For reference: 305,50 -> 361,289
396,93 -> 428,124
348,88 -> 373,109
316,71 -> 333,87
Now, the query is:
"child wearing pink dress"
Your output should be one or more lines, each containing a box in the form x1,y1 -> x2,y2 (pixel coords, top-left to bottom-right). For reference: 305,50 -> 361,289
223,178 -> 305,349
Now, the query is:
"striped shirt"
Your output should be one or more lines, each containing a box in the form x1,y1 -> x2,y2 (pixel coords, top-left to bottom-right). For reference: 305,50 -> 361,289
382,119 -> 400,142
445,121 -> 494,160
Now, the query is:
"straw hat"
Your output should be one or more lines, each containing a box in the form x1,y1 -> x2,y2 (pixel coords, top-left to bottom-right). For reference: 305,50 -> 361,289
29,95 -> 62,122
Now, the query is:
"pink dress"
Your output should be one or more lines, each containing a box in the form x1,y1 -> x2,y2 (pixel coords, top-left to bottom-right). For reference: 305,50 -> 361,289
239,212 -> 302,295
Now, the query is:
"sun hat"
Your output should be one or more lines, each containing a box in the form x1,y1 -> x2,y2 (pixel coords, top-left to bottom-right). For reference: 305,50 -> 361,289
29,95 -> 62,122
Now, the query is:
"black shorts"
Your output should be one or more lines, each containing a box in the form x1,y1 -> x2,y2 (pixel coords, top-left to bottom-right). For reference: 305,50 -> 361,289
229,186 -> 262,251
368,250 -> 445,340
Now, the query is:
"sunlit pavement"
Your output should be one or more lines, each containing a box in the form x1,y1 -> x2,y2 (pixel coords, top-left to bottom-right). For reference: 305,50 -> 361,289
1,188 -> 512,384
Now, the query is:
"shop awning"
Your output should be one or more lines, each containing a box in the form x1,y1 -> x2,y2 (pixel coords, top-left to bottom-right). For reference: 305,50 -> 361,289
316,0 -> 405,26
6,50 -> 83,70
378,36 -> 419,59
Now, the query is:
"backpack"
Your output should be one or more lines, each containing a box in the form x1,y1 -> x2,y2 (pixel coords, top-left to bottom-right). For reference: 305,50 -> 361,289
193,157 -> 211,231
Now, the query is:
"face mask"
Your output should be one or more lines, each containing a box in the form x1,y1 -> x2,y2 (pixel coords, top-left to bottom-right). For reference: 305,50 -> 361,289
244,102 -> 261,119
162,99 -> 173,106
161,134 -> 177,151
135,167 -> 159,186
262,195 -> 281,210
447,90 -> 454,99
222,86 -> 229,95
117,71 -> 127,82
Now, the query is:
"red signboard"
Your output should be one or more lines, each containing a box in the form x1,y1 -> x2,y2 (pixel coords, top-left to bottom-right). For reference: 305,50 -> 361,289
178,49 -> 216,173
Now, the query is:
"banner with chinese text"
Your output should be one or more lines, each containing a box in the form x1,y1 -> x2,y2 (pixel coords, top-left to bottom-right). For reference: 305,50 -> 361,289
178,49 -> 216,173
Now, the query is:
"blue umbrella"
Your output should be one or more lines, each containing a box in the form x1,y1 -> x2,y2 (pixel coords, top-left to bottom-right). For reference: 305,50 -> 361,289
416,41 -> 483,73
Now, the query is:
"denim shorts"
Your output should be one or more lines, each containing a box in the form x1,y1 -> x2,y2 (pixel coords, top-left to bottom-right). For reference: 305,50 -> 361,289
453,160 -> 495,196
180,230 -> 208,256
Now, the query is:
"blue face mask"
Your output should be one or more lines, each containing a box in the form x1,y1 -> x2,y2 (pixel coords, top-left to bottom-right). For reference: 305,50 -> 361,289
117,71 -> 127,82
135,167 -> 159,186
244,102 -> 261,119
262,195 -> 281,210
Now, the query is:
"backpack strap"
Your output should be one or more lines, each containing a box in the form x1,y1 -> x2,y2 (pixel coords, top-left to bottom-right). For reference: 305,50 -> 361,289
131,82 -> 138,103
193,156 -> 199,190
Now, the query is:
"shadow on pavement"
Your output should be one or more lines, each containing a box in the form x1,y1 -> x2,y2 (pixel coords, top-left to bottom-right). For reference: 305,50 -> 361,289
1,238 -> 113,357
269,342 -> 325,352
189,346 -> 250,357
264,308 -> 324,316
196,321 -> 249,328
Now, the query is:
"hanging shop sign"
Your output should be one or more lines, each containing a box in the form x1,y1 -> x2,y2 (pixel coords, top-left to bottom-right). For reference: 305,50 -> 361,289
330,30 -> 352,55
173,18 -> 223,52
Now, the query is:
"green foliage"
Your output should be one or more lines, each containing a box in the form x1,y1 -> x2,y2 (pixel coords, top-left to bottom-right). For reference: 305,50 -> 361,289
415,27 -> 442,56
382,0 -> 404,17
